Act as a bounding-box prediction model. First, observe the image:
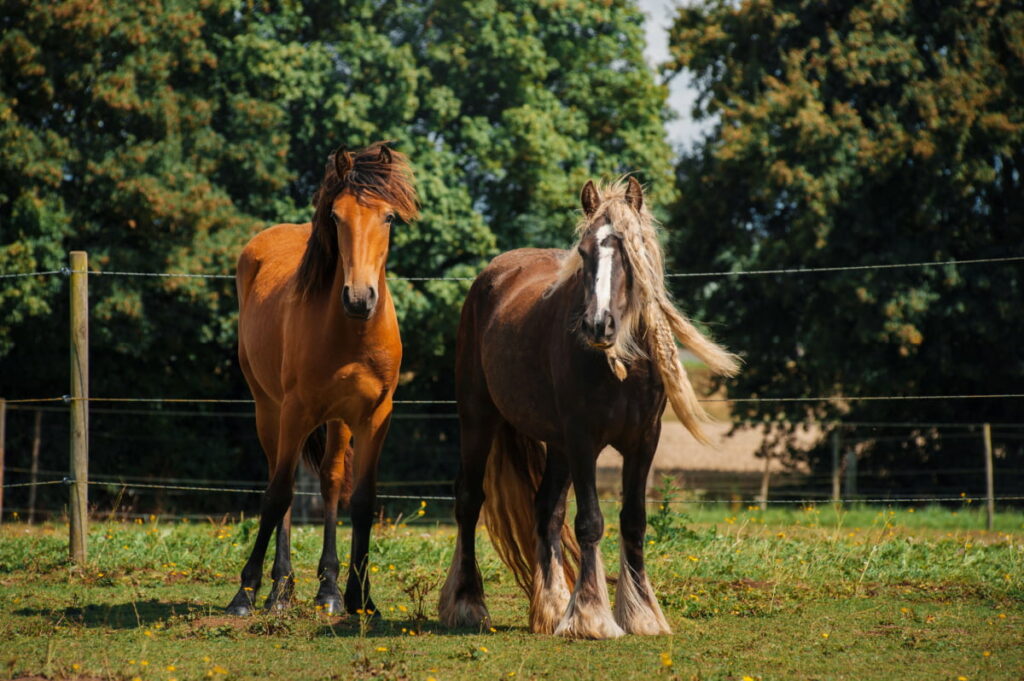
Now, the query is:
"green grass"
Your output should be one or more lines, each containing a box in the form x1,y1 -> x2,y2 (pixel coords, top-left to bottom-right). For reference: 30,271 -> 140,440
1,503 -> 1022,681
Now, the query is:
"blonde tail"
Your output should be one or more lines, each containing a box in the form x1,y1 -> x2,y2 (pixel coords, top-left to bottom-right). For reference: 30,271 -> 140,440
481,424 -> 578,596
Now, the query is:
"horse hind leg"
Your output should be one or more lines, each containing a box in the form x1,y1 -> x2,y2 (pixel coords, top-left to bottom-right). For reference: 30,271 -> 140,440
529,446 -> 572,634
614,431 -> 671,635
554,441 -> 624,640
439,412 -> 498,628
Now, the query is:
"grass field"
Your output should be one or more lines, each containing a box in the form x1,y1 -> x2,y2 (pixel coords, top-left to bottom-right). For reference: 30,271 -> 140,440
1,502 -> 1022,681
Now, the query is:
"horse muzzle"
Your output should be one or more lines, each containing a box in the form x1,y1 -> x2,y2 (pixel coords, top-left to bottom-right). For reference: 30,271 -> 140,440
342,285 -> 378,320
581,312 -> 617,348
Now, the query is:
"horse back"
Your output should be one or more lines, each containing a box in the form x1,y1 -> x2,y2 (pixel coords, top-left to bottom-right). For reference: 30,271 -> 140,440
461,248 -> 566,347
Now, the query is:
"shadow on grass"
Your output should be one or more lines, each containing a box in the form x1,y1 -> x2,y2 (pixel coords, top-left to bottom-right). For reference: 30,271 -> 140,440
13,599 -> 208,629
312,615 -> 527,639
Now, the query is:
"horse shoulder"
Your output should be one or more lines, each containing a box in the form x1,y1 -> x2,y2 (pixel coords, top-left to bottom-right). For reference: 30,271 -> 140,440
237,222 -> 312,302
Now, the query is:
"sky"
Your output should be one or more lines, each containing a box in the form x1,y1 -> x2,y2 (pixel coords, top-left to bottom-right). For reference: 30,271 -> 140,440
636,0 -> 711,151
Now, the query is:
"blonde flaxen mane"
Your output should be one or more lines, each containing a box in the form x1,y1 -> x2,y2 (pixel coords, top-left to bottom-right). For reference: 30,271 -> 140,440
552,178 -> 741,444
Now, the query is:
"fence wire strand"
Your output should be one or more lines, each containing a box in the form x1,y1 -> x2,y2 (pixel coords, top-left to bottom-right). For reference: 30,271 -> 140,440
0,270 -> 65,280
6,478 -> 1024,508
665,254 -> 1024,279
7,393 -> 1021,407
1,479 -> 67,490
3,254 -> 1022,284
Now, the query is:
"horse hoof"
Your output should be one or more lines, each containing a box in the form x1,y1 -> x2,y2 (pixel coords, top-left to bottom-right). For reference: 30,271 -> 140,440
226,588 -> 258,616
554,607 -> 626,640
264,598 -> 292,612
439,599 -> 491,629
348,604 -> 382,618
314,595 -> 344,615
344,593 -> 379,617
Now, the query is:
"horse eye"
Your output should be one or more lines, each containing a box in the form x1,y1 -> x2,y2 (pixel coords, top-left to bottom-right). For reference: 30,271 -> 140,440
385,214 -> 395,225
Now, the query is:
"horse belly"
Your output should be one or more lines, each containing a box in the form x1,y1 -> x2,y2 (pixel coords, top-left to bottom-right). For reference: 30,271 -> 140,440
478,314 -> 563,444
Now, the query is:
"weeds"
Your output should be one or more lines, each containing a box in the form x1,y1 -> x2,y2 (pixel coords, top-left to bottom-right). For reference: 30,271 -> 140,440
393,564 -> 443,622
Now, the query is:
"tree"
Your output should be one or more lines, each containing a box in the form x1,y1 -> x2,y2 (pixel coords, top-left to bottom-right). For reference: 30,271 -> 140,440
665,0 -> 1023,493
0,0 -> 673,512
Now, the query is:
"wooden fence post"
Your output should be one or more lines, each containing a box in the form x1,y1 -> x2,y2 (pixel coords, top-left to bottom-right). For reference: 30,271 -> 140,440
758,452 -> 771,511
0,398 -> 6,522
983,423 -> 994,532
830,429 -> 841,504
28,410 -> 41,523
69,251 -> 89,562
843,447 -> 857,501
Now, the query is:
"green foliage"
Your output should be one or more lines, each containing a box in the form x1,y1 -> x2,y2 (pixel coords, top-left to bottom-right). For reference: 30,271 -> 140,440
664,0 -> 1024,486
648,476 -> 700,543
0,0 -> 673,501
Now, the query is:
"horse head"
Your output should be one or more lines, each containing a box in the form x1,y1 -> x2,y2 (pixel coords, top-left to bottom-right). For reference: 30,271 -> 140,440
301,141 -> 419,318
574,177 -> 643,350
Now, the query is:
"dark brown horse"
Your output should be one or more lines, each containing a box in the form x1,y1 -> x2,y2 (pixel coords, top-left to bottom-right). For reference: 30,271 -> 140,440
226,142 -> 418,616
439,177 -> 739,638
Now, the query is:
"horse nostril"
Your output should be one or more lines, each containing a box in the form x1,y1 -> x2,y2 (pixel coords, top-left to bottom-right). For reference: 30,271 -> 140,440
342,285 -> 374,318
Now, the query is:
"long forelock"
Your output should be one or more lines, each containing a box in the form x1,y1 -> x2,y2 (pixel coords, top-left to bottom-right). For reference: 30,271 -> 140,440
297,142 -> 420,299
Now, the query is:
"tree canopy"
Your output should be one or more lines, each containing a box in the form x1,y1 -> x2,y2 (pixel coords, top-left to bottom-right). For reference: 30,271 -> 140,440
0,0 -> 674,506
665,0 -> 1023,487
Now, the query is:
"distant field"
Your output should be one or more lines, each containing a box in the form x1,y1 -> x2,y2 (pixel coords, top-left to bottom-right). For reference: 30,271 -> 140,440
1,504 -> 1021,681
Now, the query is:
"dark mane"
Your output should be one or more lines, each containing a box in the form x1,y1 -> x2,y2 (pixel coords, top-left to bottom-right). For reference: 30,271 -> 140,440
296,141 -> 419,298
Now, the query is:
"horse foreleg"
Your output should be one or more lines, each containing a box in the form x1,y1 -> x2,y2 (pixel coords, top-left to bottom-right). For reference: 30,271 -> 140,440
554,441 -> 624,640
529,446 -> 572,634
615,429 -> 671,635
343,404 -> 392,616
265,507 -> 295,611
226,401 -> 310,616
315,420 -> 352,614
439,417 -> 497,628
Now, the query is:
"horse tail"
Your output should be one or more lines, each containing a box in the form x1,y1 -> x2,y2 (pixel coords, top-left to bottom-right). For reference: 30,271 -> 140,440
481,423 -> 579,596
301,424 -> 328,473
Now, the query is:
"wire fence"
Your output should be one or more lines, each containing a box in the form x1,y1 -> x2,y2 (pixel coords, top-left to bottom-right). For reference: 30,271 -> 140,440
5,476 -> 1024,508
2,252 -> 1023,539
4,393 -> 1023,408
2,252 -> 1023,283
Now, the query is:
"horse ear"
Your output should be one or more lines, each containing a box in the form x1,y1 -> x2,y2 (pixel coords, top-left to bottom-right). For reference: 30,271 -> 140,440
334,146 -> 352,179
378,144 -> 392,165
581,180 -> 600,217
625,176 -> 644,213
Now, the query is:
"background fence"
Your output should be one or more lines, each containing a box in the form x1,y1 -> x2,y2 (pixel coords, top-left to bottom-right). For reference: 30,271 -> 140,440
1,251 -> 1022,562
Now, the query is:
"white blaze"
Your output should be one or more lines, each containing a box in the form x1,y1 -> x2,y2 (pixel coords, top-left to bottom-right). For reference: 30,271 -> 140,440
594,224 -> 614,322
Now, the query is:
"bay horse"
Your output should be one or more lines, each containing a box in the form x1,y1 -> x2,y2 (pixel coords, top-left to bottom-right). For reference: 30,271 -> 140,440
439,177 -> 739,638
226,141 -> 418,616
